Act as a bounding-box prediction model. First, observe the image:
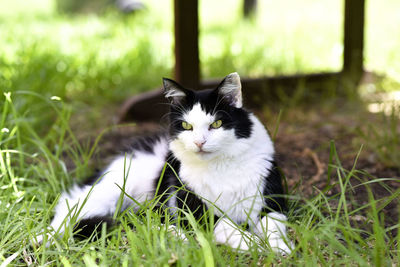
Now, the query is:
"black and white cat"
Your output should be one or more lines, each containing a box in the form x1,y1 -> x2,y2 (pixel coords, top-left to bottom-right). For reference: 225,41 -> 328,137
42,73 -> 292,254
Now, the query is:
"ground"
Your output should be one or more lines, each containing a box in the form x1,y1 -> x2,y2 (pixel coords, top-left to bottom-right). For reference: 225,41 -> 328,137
269,102 -> 400,232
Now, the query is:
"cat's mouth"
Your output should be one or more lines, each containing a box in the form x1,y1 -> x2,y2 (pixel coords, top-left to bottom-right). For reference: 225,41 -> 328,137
196,148 -> 211,155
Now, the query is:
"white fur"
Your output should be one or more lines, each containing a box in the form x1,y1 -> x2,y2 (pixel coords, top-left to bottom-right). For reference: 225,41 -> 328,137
164,88 -> 186,99
163,79 -> 186,103
214,213 -> 292,254
214,218 -> 250,250
218,72 -> 243,108
48,138 -> 169,236
254,212 -> 293,254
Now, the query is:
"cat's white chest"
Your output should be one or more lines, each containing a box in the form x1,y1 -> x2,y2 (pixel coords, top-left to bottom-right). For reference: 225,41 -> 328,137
179,158 -> 267,223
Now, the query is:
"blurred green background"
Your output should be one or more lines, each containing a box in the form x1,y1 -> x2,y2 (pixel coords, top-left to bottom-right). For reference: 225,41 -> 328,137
0,0 -> 399,130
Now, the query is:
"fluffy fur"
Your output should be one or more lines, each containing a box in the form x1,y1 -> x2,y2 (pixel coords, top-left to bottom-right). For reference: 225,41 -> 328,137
40,73 -> 292,254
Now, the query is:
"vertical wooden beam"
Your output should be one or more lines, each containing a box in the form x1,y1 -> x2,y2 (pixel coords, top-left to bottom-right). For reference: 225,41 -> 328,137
174,0 -> 200,89
343,0 -> 365,84
243,0 -> 257,18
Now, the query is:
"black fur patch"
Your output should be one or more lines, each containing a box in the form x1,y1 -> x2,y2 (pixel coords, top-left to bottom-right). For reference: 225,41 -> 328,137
81,169 -> 104,186
261,160 -> 287,214
153,152 -> 217,229
126,133 -> 167,155
153,151 -> 181,207
73,216 -> 114,240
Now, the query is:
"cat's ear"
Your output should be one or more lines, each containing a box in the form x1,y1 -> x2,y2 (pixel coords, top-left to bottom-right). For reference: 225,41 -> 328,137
162,78 -> 187,104
216,72 -> 243,108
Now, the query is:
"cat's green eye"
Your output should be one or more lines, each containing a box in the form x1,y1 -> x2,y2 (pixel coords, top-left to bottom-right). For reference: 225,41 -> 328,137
181,121 -> 193,130
210,120 -> 222,129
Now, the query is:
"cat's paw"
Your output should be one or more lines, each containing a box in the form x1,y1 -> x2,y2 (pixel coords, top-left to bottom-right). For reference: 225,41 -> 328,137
215,231 -> 250,251
33,234 -> 44,246
268,237 -> 293,256
166,224 -> 188,242
214,219 -> 250,251
32,231 -> 53,248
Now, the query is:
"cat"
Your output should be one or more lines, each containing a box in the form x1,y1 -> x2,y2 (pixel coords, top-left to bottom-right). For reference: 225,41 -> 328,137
39,72 -> 292,254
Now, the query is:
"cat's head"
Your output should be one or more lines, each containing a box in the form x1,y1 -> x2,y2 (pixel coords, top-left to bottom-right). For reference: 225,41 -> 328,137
163,73 -> 253,161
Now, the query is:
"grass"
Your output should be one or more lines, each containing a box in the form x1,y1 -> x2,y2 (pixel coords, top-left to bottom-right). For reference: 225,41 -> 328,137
0,0 -> 400,265
356,105 -> 400,169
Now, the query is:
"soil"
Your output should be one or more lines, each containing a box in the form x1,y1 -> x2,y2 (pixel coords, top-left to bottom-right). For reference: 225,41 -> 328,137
266,101 -> 400,234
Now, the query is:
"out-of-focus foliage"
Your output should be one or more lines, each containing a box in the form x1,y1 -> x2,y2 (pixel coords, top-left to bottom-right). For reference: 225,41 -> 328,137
0,0 -> 399,134
56,0 -> 112,13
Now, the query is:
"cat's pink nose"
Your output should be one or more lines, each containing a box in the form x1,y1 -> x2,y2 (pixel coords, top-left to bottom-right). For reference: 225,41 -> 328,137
194,140 -> 206,149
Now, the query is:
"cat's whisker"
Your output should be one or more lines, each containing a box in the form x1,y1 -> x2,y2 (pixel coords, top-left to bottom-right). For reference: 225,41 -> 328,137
163,111 -> 183,119
174,103 -> 189,114
211,96 -> 227,115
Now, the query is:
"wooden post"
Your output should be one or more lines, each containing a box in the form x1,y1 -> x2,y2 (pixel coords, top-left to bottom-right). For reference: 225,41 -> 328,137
342,0 -> 365,85
174,0 -> 200,89
243,0 -> 257,18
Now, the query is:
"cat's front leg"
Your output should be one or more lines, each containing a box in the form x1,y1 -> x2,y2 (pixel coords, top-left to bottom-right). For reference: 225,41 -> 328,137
254,212 -> 293,255
214,217 -> 251,250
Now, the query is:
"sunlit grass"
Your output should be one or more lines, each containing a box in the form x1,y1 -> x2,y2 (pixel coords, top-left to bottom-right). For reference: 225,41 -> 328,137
200,0 -> 343,78
366,0 -> 400,82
